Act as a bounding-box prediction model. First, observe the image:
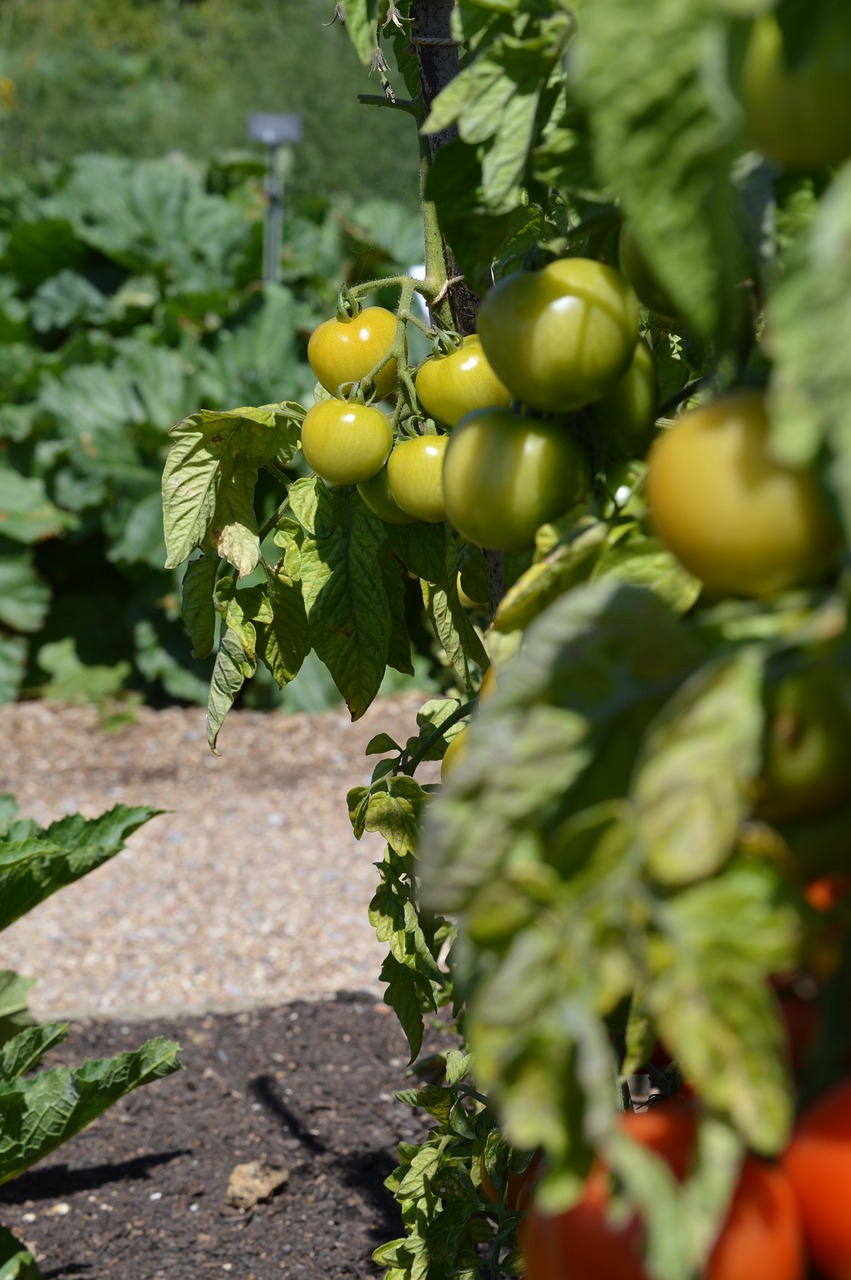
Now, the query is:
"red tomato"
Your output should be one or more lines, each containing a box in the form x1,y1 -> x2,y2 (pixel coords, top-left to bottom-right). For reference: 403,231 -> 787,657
782,1080 -> 851,1278
523,1107 -> 804,1280
479,1148 -> 541,1211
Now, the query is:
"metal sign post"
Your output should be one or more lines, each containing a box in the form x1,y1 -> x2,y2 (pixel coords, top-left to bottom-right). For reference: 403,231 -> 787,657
247,113 -> 303,285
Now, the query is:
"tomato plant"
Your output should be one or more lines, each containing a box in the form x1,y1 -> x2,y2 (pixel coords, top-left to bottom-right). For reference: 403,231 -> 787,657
307,305 -> 399,399
386,433 -> 448,523
645,391 -> 840,597
159,3 -> 851,1279
476,258 -> 641,414
442,408 -> 590,551
742,10 -> 851,172
415,333 -> 512,427
618,223 -> 680,321
299,399 -> 393,486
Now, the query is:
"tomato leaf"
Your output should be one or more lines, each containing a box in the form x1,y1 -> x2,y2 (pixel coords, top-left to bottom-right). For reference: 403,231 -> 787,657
339,0 -> 380,67
180,552 -> 218,660
162,405 -> 299,570
206,626 -> 253,753
378,953 -> 431,1061
378,543 -> 414,677
348,776 -> 427,858
631,648 -> 765,885
256,566 -> 309,691
574,0 -> 751,341
591,532 -> 702,616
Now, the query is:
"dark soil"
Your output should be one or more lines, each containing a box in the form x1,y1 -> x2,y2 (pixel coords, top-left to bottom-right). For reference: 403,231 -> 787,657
0,994 -> 449,1279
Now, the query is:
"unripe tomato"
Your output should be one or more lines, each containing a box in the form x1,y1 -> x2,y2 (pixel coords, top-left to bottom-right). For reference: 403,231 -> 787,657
523,1106 -> 804,1280
645,391 -> 840,597
307,306 -> 399,399
756,665 -> 851,823
476,258 -> 640,414
594,339 -> 659,462
618,224 -> 680,321
357,464 -> 417,524
742,11 -> 851,171
442,409 -> 590,552
782,1079 -> 851,1278
387,434 -> 448,523
415,334 -> 512,427
441,724 -> 470,781
300,400 -> 393,486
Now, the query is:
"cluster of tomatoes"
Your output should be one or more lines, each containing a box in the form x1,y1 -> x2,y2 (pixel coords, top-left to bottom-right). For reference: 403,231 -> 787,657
487,1079 -> 851,1280
301,255 -> 662,554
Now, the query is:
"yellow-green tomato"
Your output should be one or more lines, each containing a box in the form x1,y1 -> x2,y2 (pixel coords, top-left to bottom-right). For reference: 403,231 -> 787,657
442,409 -> 591,552
415,334 -> 512,427
357,464 -> 418,524
307,306 -> 399,399
618,224 -> 680,321
742,10 -> 851,171
300,400 -> 393,486
756,665 -> 851,823
594,339 -> 659,462
387,434 -> 449,522
645,391 -> 841,597
476,258 -> 640,414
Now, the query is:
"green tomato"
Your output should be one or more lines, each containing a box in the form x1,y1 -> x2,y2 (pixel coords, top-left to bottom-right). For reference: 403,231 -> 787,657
442,409 -> 591,552
415,334 -> 512,427
594,339 -> 659,462
387,435 -> 449,523
307,306 -> 399,399
756,665 -> 851,823
357,464 -> 417,524
742,10 -> 851,171
645,391 -> 841,597
300,399 -> 393,486
476,258 -> 640,414
618,224 -> 680,321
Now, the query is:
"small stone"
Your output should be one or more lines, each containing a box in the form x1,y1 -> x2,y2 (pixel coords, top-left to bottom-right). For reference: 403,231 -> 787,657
225,1161 -> 289,1211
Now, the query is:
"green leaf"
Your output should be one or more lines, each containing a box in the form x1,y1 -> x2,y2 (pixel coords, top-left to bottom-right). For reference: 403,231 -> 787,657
293,481 -> 392,720
631,649 -> 765,885
378,543 -> 414,677
0,1024 -> 69,1084
0,804 -> 161,933
256,566 -> 309,689
379,953 -> 430,1060
348,777 -> 427,857
0,469 -> 76,545
181,553 -> 218,660
0,1037 -> 181,1186
29,269 -> 108,333
575,0 -> 750,340
0,548 -> 50,634
767,164 -> 851,541
162,404 -> 300,571
592,533 -> 702,615
206,626 -> 253,753
0,1226 -> 43,1280
36,638 -> 131,706
423,580 -> 488,691
494,521 -> 607,633
0,635 -> 28,703
340,0 -> 381,67
0,973 -> 37,1050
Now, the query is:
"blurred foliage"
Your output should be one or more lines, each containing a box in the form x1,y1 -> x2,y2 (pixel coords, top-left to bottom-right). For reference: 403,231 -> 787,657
0,0 -> 420,211
0,150 -> 429,708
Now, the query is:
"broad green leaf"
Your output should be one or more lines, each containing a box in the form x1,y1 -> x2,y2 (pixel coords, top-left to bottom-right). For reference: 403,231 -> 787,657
423,581 -> 488,690
379,952 -> 432,1060
0,1226 -> 43,1280
206,626 -> 253,753
575,0 -> 750,340
340,0 -> 381,67
0,549 -> 50,634
387,520 -> 449,585
0,219 -> 84,290
256,566 -> 309,689
181,553 -> 218,659
0,470 -> 76,545
133,619 -> 211,706
0,804 -> 160,932
348,776 -> 427,857
0,1024 -> 68,1084
0,1036 -> 181,1186
369,881 -> 443,980
162,405 -> 299,570
210,473 -> 262,579
767,164 -> 851,540
378,543 -> 414,677
36,638 -> 131,705
631,649 -> 765,884
293,481 -> 392,720
29,268 -> 108,333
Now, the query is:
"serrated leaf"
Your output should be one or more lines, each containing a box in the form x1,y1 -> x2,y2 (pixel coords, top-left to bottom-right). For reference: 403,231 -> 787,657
379,953 -> 429,1060
162,405 -> 298,570
206,626 -> 252,753
0,469 -> 76,545
632,649 -> 765,885
0,1024 -> 68,1084
0,805 -> 161,933
256,566 -> 309,689
0,1037 -> 181,1186
341,0 -> 381,66
379,543 -> 414,676
575,0 -> 750,340
767,164 -> 851,542
294,482 -> 391,720
181,553 -> 218,659
0,549 -> 50,634
353,777 -> 428,857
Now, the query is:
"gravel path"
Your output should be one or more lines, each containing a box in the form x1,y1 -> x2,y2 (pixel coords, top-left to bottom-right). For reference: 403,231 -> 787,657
0,693 -> 435,1020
